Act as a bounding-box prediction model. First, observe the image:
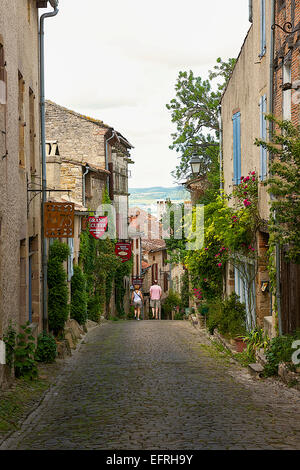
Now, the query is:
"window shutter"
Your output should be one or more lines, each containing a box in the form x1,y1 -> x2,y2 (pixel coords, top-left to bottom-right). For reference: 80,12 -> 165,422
260,0 -> 266,56
232,112 -> 241,185
260,95 -> 267,180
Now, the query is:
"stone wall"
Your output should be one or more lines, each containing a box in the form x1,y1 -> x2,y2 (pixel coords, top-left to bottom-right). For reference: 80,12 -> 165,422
0,0 -> 42,356
45,101 -> 108,168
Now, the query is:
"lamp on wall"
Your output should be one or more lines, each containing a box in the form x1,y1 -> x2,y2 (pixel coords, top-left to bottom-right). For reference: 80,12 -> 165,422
190,154 -> 201,176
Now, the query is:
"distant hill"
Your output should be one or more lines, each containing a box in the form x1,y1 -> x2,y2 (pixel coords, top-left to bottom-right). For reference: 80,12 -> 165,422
129,186 -> 190,214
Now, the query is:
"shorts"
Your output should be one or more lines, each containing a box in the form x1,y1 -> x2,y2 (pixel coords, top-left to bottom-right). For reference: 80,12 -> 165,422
133,300 -> 142,308
150,299 -> 160,308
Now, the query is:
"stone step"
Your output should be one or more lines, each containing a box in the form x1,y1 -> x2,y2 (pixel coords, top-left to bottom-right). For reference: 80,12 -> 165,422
248,363 -> 264,378
255,347 -> 267,365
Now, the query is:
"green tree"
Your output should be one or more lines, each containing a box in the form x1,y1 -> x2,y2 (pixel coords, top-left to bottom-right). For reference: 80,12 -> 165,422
166,57 -> 236,181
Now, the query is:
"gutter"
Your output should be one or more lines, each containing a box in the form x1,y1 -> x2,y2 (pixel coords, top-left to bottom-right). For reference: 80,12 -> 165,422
39,1 -> 59,331
82,165 -> 90,208
218,105 -> 223,192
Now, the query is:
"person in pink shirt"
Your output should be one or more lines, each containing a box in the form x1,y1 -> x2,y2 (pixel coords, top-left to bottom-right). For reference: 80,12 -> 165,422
150,280 -> 162,320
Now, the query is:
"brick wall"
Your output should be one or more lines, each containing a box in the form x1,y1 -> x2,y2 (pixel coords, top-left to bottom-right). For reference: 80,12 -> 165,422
273,0 -> 300,125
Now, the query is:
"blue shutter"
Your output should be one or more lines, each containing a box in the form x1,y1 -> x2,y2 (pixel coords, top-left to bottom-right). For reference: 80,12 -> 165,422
260,95 -> 267,180
232,112 -> 241,185
260,0 -> 266,56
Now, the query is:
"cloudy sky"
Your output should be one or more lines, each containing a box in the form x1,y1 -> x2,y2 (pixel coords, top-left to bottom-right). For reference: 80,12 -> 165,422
44,0 -> 250,188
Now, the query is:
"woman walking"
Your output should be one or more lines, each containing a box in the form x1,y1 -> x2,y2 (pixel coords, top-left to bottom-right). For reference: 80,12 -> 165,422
131,285 -> 143,320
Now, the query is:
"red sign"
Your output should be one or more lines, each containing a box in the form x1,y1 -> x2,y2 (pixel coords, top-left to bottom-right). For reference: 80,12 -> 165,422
115,242 -> 132,262
88,216 -> 108,239
132,277 -> 143,286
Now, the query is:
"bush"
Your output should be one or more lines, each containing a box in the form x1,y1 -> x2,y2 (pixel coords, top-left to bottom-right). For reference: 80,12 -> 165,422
264,332 -> 300,376
163,289 -> 181,316
207,293 -> 246,337
14,323 -> 38,380
47,241 -> 70,335
3,322 -> 17,369
71,265 -> 87,325
218,293 -> 246,337
35,332 -> 57,363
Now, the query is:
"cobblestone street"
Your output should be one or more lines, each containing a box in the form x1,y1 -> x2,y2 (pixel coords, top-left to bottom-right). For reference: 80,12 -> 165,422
1,320 -> 300,450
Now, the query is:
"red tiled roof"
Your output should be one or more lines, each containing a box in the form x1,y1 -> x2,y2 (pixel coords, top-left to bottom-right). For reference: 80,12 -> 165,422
142,238 -> 166,252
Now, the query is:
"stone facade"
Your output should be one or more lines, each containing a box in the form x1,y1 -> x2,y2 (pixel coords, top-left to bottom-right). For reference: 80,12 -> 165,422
0,0 -> 44,387
221,0 -> 272,331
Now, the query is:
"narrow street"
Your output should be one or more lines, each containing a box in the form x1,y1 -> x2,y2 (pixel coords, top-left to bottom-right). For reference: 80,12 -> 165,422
1,321 -> 299,450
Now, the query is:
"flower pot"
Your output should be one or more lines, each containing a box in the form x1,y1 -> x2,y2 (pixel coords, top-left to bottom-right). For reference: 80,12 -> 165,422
234,337 -> 247,353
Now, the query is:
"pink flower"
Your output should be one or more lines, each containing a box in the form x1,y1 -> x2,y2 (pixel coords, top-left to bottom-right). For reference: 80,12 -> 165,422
244,185 -> 248,189
251,171 -> 256,175
204,278 -> 207,282
215,253 -> 220,257
204,247 -> 208,251
217,263 -> 222,268
252,177 -> 255,181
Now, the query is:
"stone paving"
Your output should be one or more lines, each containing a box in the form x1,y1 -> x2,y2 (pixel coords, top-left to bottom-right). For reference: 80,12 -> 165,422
1,320 -> 300,450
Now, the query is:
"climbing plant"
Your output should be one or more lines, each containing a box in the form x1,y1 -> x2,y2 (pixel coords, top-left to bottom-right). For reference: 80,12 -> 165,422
70,265 -> 88,325
255,115 -> 300,265
47,240 -> 70,336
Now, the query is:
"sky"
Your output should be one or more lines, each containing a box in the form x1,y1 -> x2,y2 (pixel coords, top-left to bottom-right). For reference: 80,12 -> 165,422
44,0 -> 250,188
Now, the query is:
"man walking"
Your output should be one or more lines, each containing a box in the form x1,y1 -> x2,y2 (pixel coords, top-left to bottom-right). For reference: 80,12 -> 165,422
150,280 -> 162,320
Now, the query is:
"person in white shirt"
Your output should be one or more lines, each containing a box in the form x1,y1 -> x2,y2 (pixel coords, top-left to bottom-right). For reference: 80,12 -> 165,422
131,285 -> 143,320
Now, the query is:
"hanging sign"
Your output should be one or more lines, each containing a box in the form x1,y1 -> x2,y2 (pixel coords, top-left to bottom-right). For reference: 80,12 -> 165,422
44,202 -> 74,238
115,241 -> 132,262
88,216 -> 108,239
132,277 -> 143,286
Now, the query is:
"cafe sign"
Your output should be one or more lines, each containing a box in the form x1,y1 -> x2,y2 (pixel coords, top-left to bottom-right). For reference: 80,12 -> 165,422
115,242 -> 132,262
88,216 -> 108,239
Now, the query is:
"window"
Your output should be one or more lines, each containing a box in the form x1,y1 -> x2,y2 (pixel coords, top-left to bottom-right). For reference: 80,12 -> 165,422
232,111 -> 241,185
152,263 -> 158,284
260,0 -> 266,57
29,88 -> 35,172
277,0 -> 285,11
260,94 -> 267,181
282,62 -> 292,120
18,71 -> 25,167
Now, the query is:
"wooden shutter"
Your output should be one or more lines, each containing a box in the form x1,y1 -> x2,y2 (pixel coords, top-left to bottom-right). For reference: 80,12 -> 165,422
260,0 -> 266,56
260,95 -> 267,181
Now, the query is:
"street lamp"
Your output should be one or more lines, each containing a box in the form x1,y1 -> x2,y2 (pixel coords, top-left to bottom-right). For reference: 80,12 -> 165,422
190,154 -> 201,176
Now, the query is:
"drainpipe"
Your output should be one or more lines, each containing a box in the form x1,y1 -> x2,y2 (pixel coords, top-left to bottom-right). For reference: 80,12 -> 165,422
218,105 -> 223,192
39,1 -> 59,331
269,0 -> 282,335
82,165 -> 89,207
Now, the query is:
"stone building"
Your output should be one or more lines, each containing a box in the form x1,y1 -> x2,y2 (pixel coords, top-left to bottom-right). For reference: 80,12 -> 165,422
45,101 -> 133,240
142,239 -> 169,318
0,0 -> 58,385
272,0 -> 300,334
221,0 -> 273,333
45,101 -> 134,316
